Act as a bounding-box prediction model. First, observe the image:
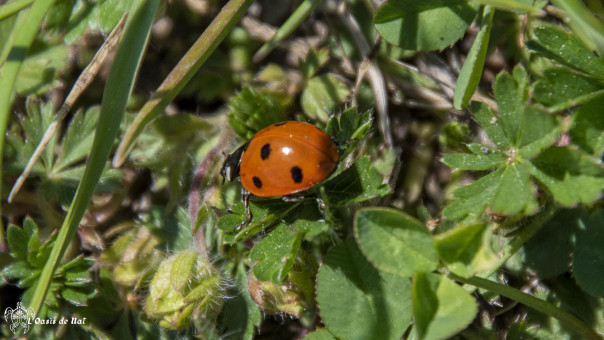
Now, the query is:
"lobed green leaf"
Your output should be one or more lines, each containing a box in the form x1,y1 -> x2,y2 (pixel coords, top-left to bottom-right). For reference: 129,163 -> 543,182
250,223 -> 305,283
493,67 -> 527,145
412,272 -> 478,340
354,208 -> 438,277
529,147 -> 604,206
323,156 -> 391,206
443,145 -> 507,170
301,74 -> 350,120
316,239 -> 411,340
434,223 -> 497,277
528,24 -> 604,79
532,67 -> 604,108
517,105 -> 559,159
472,101 -> 511,150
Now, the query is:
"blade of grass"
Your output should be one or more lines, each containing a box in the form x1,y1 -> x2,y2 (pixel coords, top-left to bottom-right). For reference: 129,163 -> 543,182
454,5 -> 494,110
252,0 -> 322,63
112,0 -> 254,167
0,0 -> 34,21
469,0 -> 545,14
28,0 -> 160,316
0,0 -> 57,257
450,274 -> 604,340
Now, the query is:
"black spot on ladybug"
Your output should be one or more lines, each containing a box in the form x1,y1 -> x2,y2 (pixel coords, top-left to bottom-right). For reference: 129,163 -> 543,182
291,166 -> 303,183
252,176 -> 262,188
274,122 -> 286,126
261,143 -> 271,160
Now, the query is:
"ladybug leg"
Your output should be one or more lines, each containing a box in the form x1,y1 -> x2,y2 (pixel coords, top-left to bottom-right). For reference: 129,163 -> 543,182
282,194 -> 327,218
236,188 -> 253,231
315,196 -> 326,216
281,195 -> 304,203
334,138 -> 356,147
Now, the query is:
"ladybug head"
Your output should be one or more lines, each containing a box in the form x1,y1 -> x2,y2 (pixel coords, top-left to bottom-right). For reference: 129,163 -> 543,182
220,142 -> 247,183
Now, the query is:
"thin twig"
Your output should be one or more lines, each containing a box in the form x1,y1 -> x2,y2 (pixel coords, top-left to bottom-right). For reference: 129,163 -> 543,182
337,2 -> 392,148
8,15 -> 126,203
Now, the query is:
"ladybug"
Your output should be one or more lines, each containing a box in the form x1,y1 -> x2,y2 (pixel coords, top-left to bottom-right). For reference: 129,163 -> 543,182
221,121 -> 339,228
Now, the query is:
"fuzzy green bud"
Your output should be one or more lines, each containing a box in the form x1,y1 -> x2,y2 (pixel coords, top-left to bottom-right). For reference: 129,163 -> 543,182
145,250 -> 225,330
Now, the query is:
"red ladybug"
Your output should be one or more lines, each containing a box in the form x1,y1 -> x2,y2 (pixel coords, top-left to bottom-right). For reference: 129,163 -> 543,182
221,121 -> 339,228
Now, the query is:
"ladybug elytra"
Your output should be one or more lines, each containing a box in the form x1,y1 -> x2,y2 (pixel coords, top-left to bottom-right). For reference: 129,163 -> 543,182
221,121 -> 339,227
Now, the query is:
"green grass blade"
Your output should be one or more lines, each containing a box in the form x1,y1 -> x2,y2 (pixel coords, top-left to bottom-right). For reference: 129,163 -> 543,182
454,6 -> 494,110
28,0 -> 160,316
451,274 -> 603,340
0,0 -> 57,254
0,0 -> 34,21
252,0 -> 322,63
469,0 -> 545,14
112,0 -> 254,167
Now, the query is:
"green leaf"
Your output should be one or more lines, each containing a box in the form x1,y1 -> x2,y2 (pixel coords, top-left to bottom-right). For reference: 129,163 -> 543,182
249,203 -> 328,283
7,224 -> 29,261
493,67 -> 528,145
528,24 -> 604,79
228,87 -> 288,140
524,208 -> 587,278
250,223 -> 304,283
316,239 -> 412,340
61,287 -> 91,306
300,48 -> 329,79
472,101 -> 511,150
45,0 -> 76,31
301,74 -> 350,120
439,121 -> 470,152
1,261 -> 34,281
434,223 -> 497,277
454,6 -> 494,109
143,206 -> 194,252
443,167 -> 503,221
532,67 -> 604,108
445,162 -> 538,220
490,163 -> 538,215
354,208 -> 438,277
96,0 -> 134,32
303,328 -> 338,340
18,98 -> 56,170
15,42 -> 67,95
570,97 -> 604,156
517,105 -> 559,159
443,145 -> 507,170
54,107 -> 100,172
529,147 -> 604,206
323,156 -> 391,206
374,0 -> 478,51
26,226 -> 40,265
217,199 -> 299,241
573,209 -> 604,297
412,272 -> 478,340
326,109 -> 373,146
